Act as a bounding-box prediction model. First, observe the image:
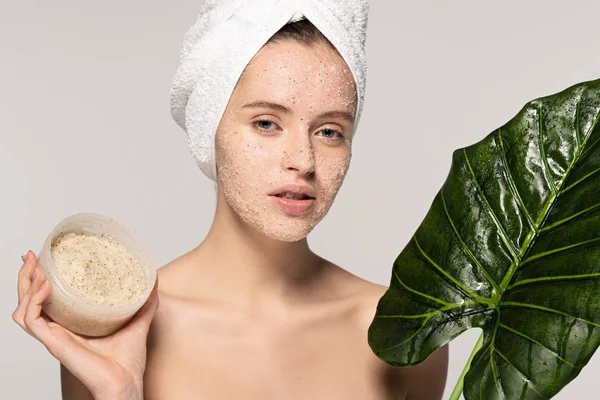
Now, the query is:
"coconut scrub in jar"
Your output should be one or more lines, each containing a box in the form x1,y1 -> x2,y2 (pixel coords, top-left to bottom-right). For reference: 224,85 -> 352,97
37,213 -> 156,337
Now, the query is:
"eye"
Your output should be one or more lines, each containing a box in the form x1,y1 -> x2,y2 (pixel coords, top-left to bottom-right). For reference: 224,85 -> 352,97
252,119 -> 280,132
316,128 -> 344,140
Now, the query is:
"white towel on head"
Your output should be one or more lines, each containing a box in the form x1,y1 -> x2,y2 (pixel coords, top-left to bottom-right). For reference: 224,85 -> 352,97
170,0 -> 369,181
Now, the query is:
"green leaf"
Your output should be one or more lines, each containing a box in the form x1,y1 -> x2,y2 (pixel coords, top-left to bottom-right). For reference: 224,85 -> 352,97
368,78 -> 600,399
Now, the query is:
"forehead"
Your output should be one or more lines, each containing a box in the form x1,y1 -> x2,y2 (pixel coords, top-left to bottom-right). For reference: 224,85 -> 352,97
233,41 -> 357,113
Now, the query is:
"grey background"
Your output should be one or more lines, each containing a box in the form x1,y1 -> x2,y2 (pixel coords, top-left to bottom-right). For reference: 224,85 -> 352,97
2,0 -> 600,398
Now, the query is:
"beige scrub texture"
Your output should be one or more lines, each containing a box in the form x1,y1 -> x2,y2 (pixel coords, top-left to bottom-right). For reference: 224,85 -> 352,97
215,40 -> 357,242
51,232 -> 147,306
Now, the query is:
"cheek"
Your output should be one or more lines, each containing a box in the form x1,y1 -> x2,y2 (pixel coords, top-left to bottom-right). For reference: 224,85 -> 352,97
316,150 -> 352,197
216,131 -> 280,186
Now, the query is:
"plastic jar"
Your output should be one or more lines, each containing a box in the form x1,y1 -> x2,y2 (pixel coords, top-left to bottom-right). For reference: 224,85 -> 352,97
37,213 -> 156,337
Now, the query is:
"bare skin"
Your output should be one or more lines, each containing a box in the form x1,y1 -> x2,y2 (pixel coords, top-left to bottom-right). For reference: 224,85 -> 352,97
142,251 -> 448,399
17,39 -> 448,399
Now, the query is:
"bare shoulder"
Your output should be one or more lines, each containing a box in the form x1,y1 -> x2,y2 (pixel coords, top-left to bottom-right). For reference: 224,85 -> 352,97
155,249 -> 196,293
352,279 -> 449,400
148,249 -> 205,340
153,248 -> 207,305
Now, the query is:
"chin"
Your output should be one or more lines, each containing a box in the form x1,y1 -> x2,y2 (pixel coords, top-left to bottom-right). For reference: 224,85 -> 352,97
262,227 -> 312,242
248,214 -> 316,242
228,196 -> 333,243
262,202 -> 338,242
248,212 -> 325,243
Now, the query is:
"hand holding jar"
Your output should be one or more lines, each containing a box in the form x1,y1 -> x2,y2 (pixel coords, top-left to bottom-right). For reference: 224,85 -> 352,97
12,214 -> 159,400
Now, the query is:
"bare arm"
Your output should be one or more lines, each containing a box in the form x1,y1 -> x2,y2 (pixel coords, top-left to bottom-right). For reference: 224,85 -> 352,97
383,343 -> 449,400
61,364 -> 94,400
405,344 -> 449,400
61,363 -> 145,400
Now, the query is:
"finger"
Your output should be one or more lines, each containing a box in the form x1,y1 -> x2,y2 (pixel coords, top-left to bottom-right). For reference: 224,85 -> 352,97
12,290 -> 33,332
22,279 -> 108,375
122,277 -> 160,336
23,269 -> 53,340
17,251 -> 37,299
17,251 -> 37,302
13,263 -> 44,332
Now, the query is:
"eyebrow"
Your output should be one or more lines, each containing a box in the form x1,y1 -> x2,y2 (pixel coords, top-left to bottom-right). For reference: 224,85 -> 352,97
242,100 -> 355,123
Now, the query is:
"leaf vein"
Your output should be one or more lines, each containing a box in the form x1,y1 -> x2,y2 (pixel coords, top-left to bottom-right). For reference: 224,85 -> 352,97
490,353 -> 503,396
580,135 -> 600,159
523,237 -> 600,264
471,342 -> 492,372
508,273 -> 600,289
560,166 -> 600,194
392,268 -> 451,306
540,201 -> 600,232
463,148 -> 520,258
375,308 -> 492,353
441,189 -> 501,295
502,302 -> 600,327
575,95 -> 582,149
375,300 -> 480,319
413,235 -> 486,303
499,323 -> 576,368
554,88 -> 600,193
497,128 -> 538,232
538,105 -> 558,194
376,317 -> 431,353
494,349 -> 545,398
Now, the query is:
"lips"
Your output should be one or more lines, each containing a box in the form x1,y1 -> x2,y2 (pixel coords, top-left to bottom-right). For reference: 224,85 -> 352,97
268,184 -> 315,199
268,184 -> 316,214
273,192 -> 313,200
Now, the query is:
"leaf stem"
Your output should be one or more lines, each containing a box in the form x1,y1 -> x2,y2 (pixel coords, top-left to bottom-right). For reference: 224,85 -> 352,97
449,331 -> 484,400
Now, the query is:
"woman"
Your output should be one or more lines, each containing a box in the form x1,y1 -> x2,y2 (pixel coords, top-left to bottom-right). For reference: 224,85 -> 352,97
13,4 -> 448,400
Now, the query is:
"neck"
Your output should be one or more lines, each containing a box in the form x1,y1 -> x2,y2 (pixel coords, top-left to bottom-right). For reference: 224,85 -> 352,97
192,192 -> 324,314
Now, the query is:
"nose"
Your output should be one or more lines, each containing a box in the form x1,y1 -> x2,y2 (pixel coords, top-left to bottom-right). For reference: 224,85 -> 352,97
281,132 -> 315,177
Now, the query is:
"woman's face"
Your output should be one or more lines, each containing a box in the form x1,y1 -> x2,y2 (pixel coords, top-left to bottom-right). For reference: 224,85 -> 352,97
214,39 -> 357,242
